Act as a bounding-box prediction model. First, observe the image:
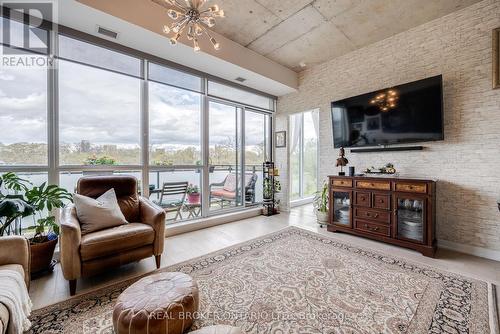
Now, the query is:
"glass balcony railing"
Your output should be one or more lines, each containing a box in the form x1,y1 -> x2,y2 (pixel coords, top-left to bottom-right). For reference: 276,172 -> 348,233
1,165 -> 264,232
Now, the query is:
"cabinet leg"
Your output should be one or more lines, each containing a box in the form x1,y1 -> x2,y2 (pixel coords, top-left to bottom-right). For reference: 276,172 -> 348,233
69,279 -> 77,296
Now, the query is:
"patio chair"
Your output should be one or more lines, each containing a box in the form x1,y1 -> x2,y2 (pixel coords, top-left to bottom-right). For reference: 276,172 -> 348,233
209,172 -> 258,208
153,181 -> 188,220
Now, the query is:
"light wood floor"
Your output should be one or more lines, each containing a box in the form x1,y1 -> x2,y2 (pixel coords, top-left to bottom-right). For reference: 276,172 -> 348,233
30,204 -> 500,310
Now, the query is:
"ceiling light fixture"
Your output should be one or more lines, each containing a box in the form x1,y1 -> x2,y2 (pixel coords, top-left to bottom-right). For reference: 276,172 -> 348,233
160,0 -> 224,52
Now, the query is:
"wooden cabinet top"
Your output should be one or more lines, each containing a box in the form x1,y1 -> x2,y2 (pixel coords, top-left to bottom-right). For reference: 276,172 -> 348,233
328,175 -> 436,184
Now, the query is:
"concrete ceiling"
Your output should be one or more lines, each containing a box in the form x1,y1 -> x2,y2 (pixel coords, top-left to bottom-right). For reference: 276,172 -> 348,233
204,0 -> 483,71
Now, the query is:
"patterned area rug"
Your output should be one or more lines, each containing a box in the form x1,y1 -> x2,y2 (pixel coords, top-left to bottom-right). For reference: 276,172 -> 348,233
28,227 -> 491,333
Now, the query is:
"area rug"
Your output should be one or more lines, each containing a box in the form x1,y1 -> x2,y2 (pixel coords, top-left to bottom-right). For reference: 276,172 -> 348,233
28,227 -> 491,333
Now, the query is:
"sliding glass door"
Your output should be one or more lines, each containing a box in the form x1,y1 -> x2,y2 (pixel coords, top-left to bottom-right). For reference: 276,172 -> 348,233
208,101 -> 243,213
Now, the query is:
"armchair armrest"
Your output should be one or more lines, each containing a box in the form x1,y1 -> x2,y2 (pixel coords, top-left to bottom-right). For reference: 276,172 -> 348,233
139,197 -> 166,255
0,236 -> 30,288
60,204 -> 82,280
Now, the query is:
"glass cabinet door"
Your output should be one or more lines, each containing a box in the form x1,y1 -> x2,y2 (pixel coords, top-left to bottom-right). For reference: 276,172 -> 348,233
395,195 -> 426,243
332,190 -> 352,227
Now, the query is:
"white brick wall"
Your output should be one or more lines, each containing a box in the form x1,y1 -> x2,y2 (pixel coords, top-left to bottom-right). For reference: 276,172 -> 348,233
276,0 -> 500,252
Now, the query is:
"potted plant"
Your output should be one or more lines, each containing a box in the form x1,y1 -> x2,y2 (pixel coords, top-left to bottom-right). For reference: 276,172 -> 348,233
186,184 -> 200,204
0,172 -> 72,276
0,173 -> 35,236
313,182 -> 329,226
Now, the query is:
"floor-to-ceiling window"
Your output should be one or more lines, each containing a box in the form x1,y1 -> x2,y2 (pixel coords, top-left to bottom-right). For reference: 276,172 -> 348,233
0,13 -> 275,229
290,109 -> 319,202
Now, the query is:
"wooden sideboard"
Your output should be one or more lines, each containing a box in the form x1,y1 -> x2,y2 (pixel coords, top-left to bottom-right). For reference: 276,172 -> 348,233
328,175 -> 436,257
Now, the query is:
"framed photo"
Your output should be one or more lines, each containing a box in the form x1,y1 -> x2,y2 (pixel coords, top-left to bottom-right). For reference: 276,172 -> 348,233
275,131 -> 286,148
494,28 -> 499,89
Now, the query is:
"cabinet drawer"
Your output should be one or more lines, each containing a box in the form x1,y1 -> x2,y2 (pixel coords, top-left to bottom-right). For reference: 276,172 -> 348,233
355,208 -> 390,224
331,179 -> 353,188
355,191 -> 371,207
395,182 -> 427,194
355,220 -> 390,237
356,180 -> 391,191
373,193 -> 391,210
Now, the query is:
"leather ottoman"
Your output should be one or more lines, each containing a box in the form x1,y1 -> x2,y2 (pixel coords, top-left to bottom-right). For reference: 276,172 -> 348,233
113,272 -> 199,334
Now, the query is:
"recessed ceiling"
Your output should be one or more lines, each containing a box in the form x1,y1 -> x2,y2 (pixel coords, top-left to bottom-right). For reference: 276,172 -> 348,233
201,0 -> 482,71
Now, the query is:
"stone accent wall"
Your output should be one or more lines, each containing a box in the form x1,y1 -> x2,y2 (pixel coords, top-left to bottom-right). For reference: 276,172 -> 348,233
276,0 -> 500,252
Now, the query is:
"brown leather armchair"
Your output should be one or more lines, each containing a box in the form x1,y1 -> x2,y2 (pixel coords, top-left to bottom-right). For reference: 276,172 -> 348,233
60,176 -> 165,295
0,236 -> 30,334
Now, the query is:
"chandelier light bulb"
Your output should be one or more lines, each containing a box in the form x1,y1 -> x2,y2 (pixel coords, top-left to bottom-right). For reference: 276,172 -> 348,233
167,9 -> 181,20
195,25 -> 203,35
162,25 -> 170,34
170,33 -> 181,45
193,39 -> 200,52
209,5 -> 219,12
210,37 -> 220,50
202,16 -> 216,27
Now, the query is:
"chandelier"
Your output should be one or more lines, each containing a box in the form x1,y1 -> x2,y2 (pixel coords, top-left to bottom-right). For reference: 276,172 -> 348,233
370,89 -> 399,112
161,0 -> 224,52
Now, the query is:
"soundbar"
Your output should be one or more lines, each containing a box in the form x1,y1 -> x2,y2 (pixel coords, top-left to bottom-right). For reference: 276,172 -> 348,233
350,146 -> 424,153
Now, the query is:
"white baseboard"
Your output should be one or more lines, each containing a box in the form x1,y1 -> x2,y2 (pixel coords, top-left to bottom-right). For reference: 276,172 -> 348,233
438,239 -> 500,262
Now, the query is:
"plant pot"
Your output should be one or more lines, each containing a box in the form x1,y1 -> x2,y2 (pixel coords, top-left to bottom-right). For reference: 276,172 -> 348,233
315,210 -> 329,224
187,193 -> 200,204
30,237 -> 58,276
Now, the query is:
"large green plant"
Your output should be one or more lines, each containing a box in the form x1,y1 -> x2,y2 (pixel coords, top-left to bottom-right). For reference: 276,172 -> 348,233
313,182 -> 329,213
0,173 -> 35,236
0,172 -> 72,241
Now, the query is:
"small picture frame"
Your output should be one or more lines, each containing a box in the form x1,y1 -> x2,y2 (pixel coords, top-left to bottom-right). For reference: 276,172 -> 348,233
494,27 -> 499,89
275,131 -> 286,148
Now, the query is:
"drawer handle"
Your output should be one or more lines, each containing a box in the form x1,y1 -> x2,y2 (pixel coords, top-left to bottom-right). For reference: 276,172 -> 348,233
360,196 -> 365,200
370,183 -> 375,187
408,186 -> 413,189
379,199 -> 384,203
364,224 -> 379,231
365,212 -> 379,218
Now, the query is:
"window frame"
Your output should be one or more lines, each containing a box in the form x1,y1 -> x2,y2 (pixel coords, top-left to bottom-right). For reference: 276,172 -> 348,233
0,11 -> 276,226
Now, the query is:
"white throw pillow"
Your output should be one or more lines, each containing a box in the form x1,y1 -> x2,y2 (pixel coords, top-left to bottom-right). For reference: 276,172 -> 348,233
73,188 -> 128,235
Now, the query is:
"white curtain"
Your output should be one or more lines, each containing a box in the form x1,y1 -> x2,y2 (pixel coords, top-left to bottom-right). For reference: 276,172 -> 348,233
311,109 -> 319,138
289,113 -> 302,154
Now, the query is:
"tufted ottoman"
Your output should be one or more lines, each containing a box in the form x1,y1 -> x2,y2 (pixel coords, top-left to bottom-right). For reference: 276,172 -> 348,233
113,272 -> 199,334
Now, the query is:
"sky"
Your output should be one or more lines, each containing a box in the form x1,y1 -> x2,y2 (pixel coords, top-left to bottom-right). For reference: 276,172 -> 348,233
0,59 -> 268,149
0,18 -> 269,152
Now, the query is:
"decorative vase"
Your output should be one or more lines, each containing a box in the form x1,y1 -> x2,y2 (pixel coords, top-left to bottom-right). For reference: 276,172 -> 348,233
187,193 -> 200,204
30,237 -> 58,277
316,210 -> 329,224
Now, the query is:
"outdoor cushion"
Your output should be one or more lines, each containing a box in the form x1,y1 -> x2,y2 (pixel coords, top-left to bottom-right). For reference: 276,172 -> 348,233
211,189 -> 236,199
80,223 -> 154,261
73,188 -> 128,235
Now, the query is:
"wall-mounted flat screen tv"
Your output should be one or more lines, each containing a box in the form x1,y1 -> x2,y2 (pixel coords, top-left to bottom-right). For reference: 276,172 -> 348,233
331,75 -> 443,148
